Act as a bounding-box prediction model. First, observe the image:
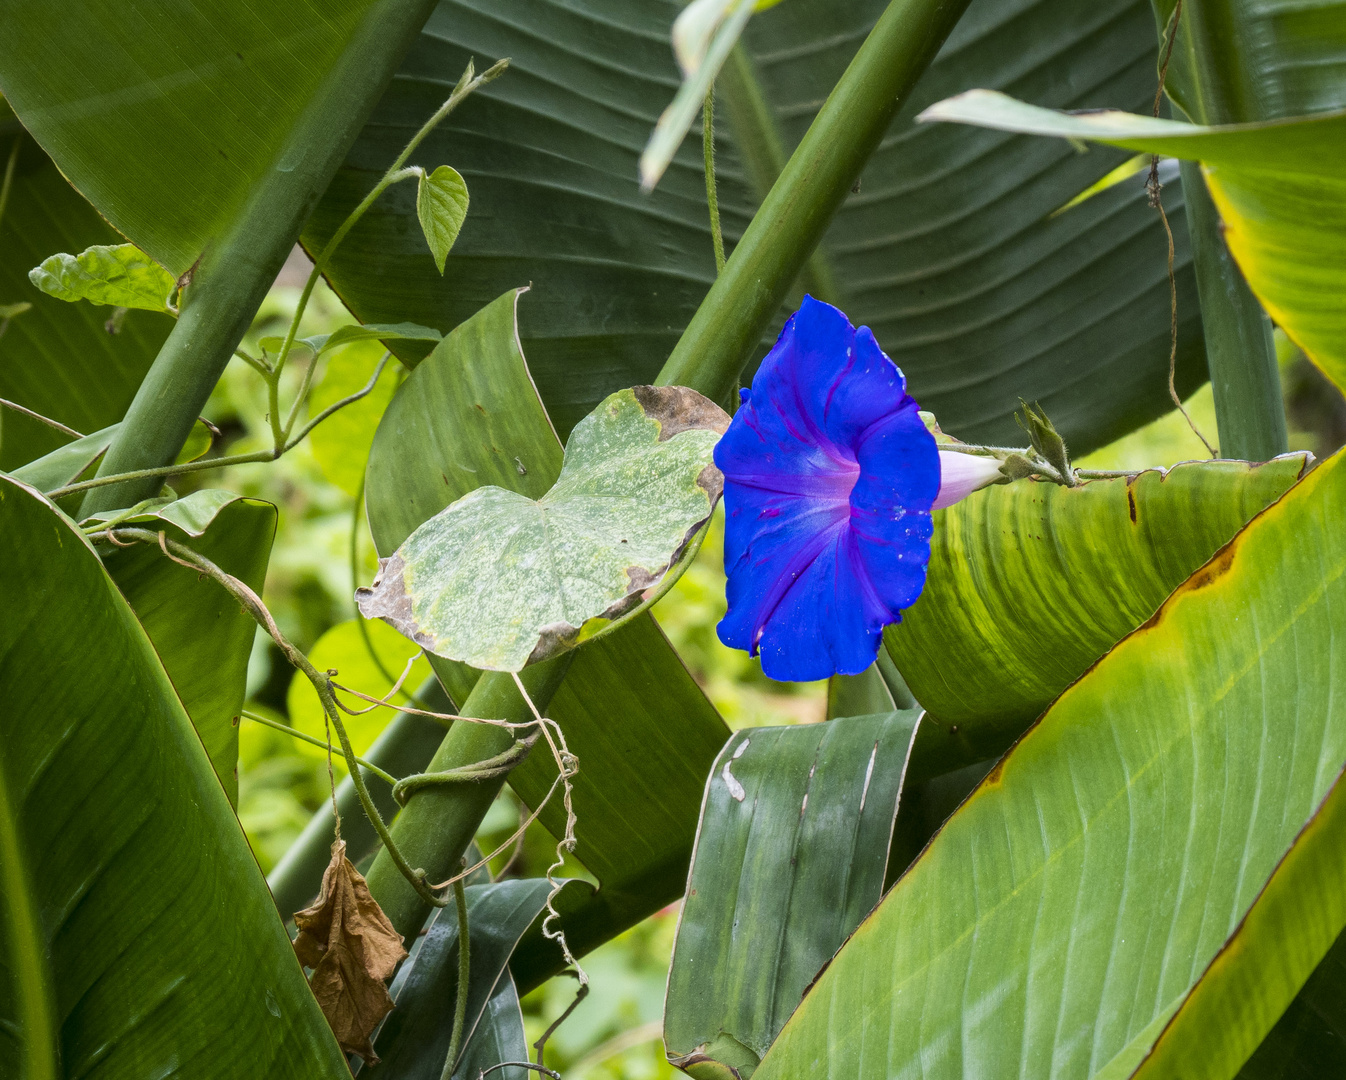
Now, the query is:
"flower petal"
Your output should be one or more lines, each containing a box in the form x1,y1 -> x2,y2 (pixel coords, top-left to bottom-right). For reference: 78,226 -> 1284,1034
714,295 -> 940,681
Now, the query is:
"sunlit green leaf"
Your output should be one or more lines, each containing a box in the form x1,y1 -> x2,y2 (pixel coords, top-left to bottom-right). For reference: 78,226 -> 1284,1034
886,454 -> 1309,778
308,338 -> 402,496
28,243 -> 177,312
416,165 -> 469,273
358,385 -> 728,671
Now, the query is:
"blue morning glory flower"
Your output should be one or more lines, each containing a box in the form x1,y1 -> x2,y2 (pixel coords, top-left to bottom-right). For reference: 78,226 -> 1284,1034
715,296 -> 998,682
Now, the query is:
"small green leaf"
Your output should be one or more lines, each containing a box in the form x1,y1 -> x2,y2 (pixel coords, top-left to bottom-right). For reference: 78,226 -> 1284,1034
416,165 -> 469,274
318,320 -> 443,356
358,384 -> 728,671
174,417 -> 214,465
28,243 -> 177,312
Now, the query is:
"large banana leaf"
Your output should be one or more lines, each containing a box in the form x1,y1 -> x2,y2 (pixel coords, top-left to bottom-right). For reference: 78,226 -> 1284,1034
0,126 -> 170,470
919,94 -> 1346,393
0,475 -> 345,1077
1152,0 -> 1346,127
756,448 -> 1346,1080
361,290 -> 729,984
94,491 -> 276,805
886,455 -> 1307,775
664,711 -> 921,1079
1238,928 -> 1346,1078
0,0 -> 412,276
307,0 -> 1203,453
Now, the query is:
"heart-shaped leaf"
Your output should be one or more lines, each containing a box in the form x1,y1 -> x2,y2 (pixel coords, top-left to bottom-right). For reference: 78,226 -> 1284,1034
416,164 -> 469,273
357,385 -> 729,670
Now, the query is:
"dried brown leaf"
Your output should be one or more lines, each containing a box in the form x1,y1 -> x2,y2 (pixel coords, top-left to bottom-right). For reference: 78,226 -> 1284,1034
293,840 -> 409,1063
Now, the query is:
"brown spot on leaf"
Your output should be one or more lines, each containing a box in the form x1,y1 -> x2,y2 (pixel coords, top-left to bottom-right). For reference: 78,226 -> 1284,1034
632,385 -> 730,441
293,841 -> 408,1063
983,758 -> 1006,787
355,555 -> 437,653
526,620 -> 583,666
1182,538 -> 1239,594
1127,486 -> 1138,524
697,462 -> 725,504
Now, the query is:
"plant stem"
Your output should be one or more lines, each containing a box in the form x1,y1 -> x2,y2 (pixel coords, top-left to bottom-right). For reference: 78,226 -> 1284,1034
656,0 -> 974,400
441,876 -> 471,1080
78,0 -> 442,517
1179,160 -> 1287,461
268,679 -> 452,918
49,353 -> 389,500
241,710 -> 397,786
716,44 -> 839,305
269,59 -> 508,392
703,88 -> 726,277
365,658 -> 574,944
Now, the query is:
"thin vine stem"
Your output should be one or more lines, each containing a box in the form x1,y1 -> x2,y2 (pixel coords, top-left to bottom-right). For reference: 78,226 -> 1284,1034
96,527 -> 581,922
268,58 -> 509,390
440,875 -> 471,1080
46,354 -> 390,500
704,87 -> 726,276
104,526 -> 451,908
240,709 -> 397,786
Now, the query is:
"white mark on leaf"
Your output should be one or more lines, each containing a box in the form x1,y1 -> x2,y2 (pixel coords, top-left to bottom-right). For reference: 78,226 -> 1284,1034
722,738 -> 749,801
859,742 -> 878,814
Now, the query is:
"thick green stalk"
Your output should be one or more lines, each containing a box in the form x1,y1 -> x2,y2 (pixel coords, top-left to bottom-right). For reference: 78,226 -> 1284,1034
266,678 -> 450,918
716,45 -> 838,306
1179,160 -> 1288,461
367,657 -> 574,944
657,0 -> 973,399
79,0 -> 439,516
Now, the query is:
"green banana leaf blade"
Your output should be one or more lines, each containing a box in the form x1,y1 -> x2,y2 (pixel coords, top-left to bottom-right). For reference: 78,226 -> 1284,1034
756,447 -> 1346,1080
918,91 -> 1346,393
664,711 -> 922,1079
886,455 -> 1308,777
0,475 -> 346,1077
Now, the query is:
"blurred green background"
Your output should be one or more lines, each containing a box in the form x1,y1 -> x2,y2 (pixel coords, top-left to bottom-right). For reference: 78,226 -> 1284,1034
178,259 -> 1343,1080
